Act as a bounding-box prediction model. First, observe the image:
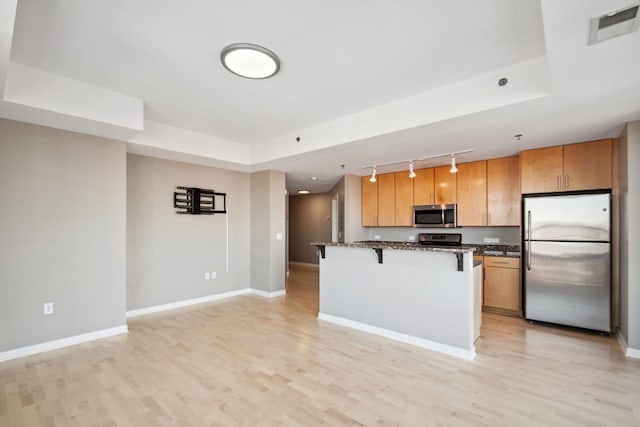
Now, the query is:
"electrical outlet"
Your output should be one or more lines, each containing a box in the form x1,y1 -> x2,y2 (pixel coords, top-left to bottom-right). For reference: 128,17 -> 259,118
211,272 -> 216,279
205,272 -> 211,280
43,302 -> 54,315
276,233 -> 283,240
374,235 -> 381,240
483,237 -> 500,244
408,235 -> 416,241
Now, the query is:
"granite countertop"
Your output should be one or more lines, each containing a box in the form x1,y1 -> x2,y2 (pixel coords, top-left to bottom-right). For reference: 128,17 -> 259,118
309,241 -> 519,257
471,244 -> 520,258
310,241 -> 476,254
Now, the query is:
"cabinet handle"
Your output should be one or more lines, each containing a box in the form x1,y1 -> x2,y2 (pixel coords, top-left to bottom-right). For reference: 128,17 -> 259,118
565,175 -> 569,190
557,176 -> 561,190
488,213 -> 491,225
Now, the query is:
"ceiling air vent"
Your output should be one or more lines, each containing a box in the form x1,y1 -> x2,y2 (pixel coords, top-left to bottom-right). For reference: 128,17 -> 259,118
589,4 -> 640,45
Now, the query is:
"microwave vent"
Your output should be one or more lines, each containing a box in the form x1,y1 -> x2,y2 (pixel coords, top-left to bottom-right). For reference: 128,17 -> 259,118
588,4 -> 639,45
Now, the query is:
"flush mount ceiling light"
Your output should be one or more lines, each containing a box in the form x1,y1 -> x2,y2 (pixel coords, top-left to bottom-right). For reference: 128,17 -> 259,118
221,43 -> 280,79
297,190 -> 310,194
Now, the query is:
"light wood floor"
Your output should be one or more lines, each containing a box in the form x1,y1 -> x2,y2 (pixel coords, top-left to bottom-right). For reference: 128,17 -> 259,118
1,264 -> 639,426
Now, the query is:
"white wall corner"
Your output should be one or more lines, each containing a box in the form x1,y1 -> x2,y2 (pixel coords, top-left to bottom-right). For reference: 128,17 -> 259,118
250,288 -> 286,298
618,330 -> 640,359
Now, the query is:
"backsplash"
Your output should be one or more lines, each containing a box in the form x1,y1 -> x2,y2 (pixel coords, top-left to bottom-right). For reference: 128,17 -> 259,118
366,226 -> 520,246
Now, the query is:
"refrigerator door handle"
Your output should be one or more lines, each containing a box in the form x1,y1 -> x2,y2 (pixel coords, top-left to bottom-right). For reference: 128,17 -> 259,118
527,210 -> 532,271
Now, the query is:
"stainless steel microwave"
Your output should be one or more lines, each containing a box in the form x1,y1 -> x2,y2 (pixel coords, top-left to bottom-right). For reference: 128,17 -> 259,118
413,204 -> 457,228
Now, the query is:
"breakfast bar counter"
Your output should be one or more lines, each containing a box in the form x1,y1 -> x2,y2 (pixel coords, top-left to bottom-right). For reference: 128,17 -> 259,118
311,241 -> 482,360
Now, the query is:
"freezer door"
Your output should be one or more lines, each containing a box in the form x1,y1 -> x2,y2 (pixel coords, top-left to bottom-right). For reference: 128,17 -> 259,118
524,193 -> 610,242
525,241 -> 610,332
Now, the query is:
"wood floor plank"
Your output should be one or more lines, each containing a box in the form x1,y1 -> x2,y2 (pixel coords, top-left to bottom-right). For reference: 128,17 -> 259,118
1,264 -> 639,425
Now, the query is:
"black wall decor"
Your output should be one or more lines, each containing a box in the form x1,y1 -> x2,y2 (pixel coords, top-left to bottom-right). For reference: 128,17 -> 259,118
174,186 -> 227,215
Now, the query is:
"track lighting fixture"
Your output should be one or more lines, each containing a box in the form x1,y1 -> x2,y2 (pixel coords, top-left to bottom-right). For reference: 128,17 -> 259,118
450,154 -> 458,173
361,149 -> 472,179
370,167 -> 377,182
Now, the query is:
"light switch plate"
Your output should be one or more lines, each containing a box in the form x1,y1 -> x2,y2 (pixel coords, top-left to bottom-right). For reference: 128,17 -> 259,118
374,235 -> 381,240
408,235 -> 416,241
276,233 -> 283,240
483,237 -> 500,244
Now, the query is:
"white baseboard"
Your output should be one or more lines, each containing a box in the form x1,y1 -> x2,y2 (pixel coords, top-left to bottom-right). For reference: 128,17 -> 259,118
127,287 -> 287,318
617,330 -> 640,359
318,313 -> 475,361
250,288 -> 286,298
127,288 -> 252,317
0,325 -> 128,363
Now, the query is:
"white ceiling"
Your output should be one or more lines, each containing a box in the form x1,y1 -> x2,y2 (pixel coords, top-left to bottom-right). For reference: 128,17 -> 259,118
2,0 -> 640,193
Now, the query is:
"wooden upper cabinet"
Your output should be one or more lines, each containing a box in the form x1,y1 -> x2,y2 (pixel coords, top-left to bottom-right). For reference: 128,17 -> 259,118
487,156 -> 520,226
394,171 -> 414,226
456,161 -> 487,226
361,176 -> 378,226
520,146 -> 563,194
413,167 -> 434,206
377,173 -> 396,226
563,139 -> 612,191
520,139 -> 612,194
434,165 -> 456,204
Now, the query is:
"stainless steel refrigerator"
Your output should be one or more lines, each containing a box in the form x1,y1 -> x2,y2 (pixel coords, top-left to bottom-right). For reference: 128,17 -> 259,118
523,192 -> 611,332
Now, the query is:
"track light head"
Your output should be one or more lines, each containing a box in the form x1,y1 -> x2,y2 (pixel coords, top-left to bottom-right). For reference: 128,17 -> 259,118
370,167 -> 377,182
409,161 -> 416,178
449,155 -> 458,173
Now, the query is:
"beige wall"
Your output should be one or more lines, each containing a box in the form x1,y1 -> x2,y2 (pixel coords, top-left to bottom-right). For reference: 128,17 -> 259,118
0,119 -> 126,352
618,121 -> 640,351
126,154 -> 251,310
250,170 -> 286,292
289,193 -> 332,264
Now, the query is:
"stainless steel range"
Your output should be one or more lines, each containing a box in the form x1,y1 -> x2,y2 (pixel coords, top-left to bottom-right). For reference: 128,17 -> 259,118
418,233 -> 462,247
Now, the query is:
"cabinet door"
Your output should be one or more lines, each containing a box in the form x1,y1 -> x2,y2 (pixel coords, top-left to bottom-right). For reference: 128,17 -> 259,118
413,167 -> 434,205
394,171 -> 414,226
377,173 -> 395,226
487,156 -> 520,226
563,139 -> 612,191
456,160 -> 487,226
484,261 -> 520,311
361,176 -> 378,226
520,146 -> 563,194
434,165 -> 456,204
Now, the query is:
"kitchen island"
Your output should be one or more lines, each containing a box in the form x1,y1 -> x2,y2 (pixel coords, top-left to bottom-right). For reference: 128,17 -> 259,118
311,241 -> 481,360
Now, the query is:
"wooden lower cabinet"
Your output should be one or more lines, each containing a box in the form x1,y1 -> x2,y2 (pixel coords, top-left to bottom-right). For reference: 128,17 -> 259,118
483,256 -> 521,316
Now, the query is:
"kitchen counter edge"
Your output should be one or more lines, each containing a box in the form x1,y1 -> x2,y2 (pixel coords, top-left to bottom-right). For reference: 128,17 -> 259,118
310,241 -> 475,254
